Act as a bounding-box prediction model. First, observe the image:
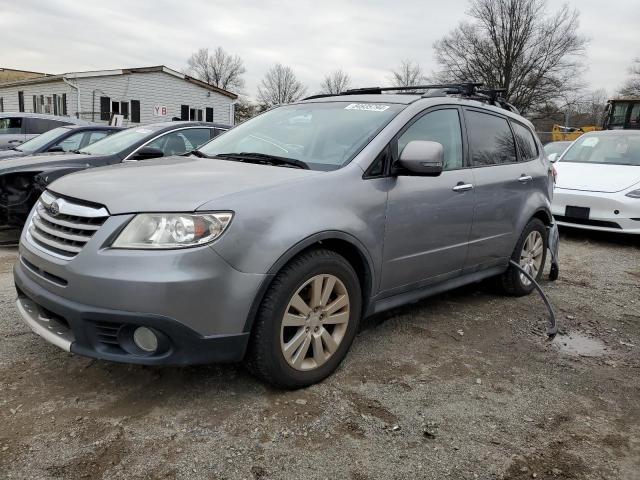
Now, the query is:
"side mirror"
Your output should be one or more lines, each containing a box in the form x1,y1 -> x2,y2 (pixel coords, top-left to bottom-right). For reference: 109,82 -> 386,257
47,145 -> 64,153
132,146 -> 164,160
397,140 -> 444,176
547,153 -> 559,163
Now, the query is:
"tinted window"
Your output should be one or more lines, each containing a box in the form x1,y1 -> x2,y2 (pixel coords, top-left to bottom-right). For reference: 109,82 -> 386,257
147,129 -> 211,156
466,111 -> 517,166
26,118 -> 67,135
0,117 -> 22,134
512,122 -> 538,161
397,109 -> 463,170
213,128 -> 226,138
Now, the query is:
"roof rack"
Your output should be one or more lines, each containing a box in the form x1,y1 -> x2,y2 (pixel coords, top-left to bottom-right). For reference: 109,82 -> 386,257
302,82 -> 519,114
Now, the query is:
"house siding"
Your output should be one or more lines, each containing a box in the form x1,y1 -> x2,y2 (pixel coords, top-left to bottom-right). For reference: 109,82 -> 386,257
0,71 -> 235,126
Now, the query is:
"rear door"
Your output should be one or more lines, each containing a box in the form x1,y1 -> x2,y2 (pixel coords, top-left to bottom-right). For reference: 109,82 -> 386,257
381,107 -> 475,292
463,108 -> 531,270
0,116 -> 26,149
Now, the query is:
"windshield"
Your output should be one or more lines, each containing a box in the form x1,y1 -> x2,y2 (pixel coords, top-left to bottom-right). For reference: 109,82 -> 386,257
561,134 -> 640,166
79,127 -> 158,155
543,141 -> 571,157
14,127 -> 69,152
198,102 -> 404,170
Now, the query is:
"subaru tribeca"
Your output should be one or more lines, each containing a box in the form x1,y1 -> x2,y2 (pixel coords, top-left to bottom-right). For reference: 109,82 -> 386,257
13,84 -> 555,388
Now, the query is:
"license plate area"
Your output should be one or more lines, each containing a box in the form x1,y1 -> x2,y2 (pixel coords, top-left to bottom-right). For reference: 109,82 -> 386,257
565,206 -> 590,219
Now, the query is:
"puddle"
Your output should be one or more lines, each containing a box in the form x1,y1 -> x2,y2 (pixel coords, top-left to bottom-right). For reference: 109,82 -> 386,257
553,332 -> 607,357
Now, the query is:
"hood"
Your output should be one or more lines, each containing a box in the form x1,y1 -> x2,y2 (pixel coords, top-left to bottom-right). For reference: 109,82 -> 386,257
0,152 -> 94,175
48,156 -> 320,214
0,149 -> 28,160
555,161 -> 640,193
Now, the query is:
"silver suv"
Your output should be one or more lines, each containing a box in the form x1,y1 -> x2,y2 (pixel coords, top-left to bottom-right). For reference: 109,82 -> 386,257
14,85 -> 554,388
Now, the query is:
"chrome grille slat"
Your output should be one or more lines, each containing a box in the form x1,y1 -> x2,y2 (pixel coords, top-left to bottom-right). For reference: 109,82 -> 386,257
27,192 -> 109,259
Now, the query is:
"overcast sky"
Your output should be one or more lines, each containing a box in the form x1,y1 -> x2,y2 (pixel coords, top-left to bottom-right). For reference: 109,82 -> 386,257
1,0 -> 637,98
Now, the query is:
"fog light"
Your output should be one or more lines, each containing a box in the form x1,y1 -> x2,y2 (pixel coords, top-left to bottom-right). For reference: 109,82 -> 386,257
133,327 -> 158,353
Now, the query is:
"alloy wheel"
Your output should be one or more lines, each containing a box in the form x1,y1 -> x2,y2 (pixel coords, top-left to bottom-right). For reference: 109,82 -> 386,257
280,274 -> 350,371
519,230 -> 544,286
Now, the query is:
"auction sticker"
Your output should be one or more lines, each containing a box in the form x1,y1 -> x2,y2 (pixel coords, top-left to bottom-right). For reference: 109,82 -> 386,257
345,103 -> 390,112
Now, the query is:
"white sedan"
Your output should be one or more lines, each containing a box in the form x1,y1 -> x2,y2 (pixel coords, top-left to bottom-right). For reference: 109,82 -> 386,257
551,130 -> 640,234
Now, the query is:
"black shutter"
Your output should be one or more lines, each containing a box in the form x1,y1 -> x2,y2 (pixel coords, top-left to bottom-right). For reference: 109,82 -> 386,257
181,105 -> 189,120
111,101 -> 120,114
189,108 -> 195,120
100,96 -> 110,121
33,95 -> 37,113
206,107 -> 213,122
53,94 -> 58,115
18,91 -> 24,112
197,109 -> 203,121
131,100 -> 140,123
62,94 -> 67,115
120,101 -> 129,119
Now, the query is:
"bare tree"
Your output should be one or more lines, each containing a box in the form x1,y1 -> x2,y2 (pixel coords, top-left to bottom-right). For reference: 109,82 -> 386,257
234,96 -> 258,124
433,0 -> 587,113
319,70 -> 351,94
257,64 -> 307,107
186,47 -> 246,91
619,58 -> 640,96
390,60 -> 426,88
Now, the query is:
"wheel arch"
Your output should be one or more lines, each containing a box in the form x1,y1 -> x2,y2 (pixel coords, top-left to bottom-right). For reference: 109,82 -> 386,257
242,231 -> 376,332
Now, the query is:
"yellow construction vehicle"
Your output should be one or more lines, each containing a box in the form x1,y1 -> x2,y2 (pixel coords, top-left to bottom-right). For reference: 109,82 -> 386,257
551,124 -> 601,142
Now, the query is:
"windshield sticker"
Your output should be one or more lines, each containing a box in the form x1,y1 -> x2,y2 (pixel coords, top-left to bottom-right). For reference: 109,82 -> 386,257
582,137 -> 599,147
345,103 -> 390,112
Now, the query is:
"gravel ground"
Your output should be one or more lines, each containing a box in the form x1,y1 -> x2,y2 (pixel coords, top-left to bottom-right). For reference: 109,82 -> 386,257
0,229 -> 638,480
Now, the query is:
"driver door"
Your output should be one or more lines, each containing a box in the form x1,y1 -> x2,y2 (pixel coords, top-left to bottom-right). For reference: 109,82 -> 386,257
380,107 -> 475,293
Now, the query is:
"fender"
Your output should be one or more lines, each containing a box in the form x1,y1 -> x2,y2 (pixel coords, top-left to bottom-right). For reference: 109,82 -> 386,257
242,230 -> 377,332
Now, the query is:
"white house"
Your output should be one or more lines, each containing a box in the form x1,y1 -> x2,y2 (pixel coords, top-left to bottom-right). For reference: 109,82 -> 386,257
0,65 -> 237,126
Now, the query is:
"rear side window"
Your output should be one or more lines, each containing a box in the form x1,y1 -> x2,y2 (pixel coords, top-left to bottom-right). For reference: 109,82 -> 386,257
466,110 -> 517,166
511,121 -> 538,161
26,118 -> 68,134
397,109 -> 463,170
0,117 -> 22,134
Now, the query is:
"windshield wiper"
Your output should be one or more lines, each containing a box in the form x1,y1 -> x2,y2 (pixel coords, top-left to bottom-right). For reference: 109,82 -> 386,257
70,149 -> 88,155
213,152 -> 309,170
183,149 -> 210,158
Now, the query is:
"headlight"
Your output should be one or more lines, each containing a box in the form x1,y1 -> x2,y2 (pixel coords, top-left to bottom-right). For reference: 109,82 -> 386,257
112,212 -> 233,249
626,189 -> 640,199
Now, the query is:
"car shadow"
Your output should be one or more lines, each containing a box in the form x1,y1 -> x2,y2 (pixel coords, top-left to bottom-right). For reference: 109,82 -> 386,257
558,226 -> 639,249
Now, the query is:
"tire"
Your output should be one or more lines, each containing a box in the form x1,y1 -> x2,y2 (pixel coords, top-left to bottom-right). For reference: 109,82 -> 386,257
246,248 -> 362,389
498,218 -> 548,296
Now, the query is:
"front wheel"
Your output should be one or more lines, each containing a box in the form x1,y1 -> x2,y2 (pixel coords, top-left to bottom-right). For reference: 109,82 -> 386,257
246,249 -> 362,389
498,218 -> 548,296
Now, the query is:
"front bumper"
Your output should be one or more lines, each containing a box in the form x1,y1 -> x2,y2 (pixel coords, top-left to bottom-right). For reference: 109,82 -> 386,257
13,212 -> 269,365
552,187 -> 640,234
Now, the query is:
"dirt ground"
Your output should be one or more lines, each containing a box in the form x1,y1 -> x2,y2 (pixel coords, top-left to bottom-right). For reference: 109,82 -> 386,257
0,228 -> 638,480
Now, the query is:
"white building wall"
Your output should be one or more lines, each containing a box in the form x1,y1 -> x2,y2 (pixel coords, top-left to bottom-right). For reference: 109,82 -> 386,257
0,71 -> 235,126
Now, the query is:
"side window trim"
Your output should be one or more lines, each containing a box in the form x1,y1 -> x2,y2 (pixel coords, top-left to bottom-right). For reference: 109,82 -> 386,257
509,119 -> 539,163
462,107 -> 519,168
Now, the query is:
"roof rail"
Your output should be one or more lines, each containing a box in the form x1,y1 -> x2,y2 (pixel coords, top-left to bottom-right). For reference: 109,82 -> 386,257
302,82 -> 519,114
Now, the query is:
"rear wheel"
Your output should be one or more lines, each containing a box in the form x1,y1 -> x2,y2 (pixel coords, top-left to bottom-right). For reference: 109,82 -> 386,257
498,218 -> 548,296
246,249 -> 361,389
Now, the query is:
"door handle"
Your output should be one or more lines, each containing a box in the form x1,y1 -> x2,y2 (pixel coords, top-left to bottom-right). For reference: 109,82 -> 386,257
518,174 -> 533,183
452,182 -> 474,192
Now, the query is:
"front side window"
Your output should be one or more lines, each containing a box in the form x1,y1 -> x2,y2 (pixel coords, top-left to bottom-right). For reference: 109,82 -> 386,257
79,127 -> 162,155
561,134 -> 640,166
85,131 -> 110,145
466,110 -> 517,166
0,117 -> 22,134
396,109 -> 463,170
199,102 -> 403,171
55,132 -> 86,152
147,129 -> 212,156
511,121 -> 538,162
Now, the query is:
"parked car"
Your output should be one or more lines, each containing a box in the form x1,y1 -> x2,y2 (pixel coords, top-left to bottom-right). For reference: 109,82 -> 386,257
552,130 -> 640,233
0,121 -> 229,229
543,140 -> 572,160
13,85 -> 554,388
0,113 -> 88,150
0,125 -> 122,160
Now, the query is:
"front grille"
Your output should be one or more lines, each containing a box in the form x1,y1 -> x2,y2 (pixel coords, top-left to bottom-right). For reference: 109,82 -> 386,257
554,215 -> 622,229
27,191 -> 109,259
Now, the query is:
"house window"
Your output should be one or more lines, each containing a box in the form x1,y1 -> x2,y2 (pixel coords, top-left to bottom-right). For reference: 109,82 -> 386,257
111,101 -> 120,115
189,108 -> 195,121
197,109 -> 203,121
120,101 -> 129,119
18,91 -> 24,112
100,96 -> 110,121
181,105 -> 189,121
206,107 -> 213,122
45,96 -> 52,114
131,100 -> 140,123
